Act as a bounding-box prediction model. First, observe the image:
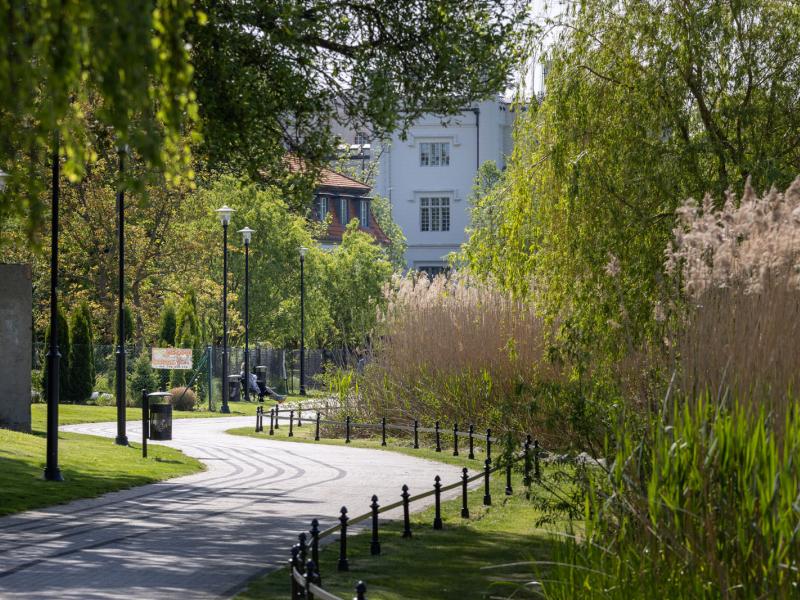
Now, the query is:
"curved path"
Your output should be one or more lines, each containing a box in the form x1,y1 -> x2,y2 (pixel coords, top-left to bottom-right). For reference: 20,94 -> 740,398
0,416 -> 462,599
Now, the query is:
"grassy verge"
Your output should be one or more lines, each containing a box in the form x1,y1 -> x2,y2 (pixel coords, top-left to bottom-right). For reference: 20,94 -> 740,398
230,426 -> 560,599
0,427 -> 203,517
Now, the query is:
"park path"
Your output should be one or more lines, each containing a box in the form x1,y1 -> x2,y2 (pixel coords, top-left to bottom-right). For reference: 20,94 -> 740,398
0,416 -> 462,599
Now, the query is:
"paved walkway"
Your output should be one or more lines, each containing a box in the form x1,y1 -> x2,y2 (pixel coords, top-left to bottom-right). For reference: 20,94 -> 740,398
0,416 -> 463,599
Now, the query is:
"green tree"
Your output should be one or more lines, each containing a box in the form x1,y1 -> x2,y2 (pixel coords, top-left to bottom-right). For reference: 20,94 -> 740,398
158,302 -> 177,346
129,349 -> 158,405
40,306 -> 70,400
170,291 -> 201,388
66,302 -> 96,403
464,0 -> 800,363
370,195 -> 407,270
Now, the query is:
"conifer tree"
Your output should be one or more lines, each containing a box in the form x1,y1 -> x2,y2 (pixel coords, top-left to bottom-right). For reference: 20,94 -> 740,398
66,302 -> 95,403
40,306 -> 70,400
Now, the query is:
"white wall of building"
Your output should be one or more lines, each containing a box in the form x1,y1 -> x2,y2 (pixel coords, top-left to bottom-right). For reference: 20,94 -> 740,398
373,98 -> 515,270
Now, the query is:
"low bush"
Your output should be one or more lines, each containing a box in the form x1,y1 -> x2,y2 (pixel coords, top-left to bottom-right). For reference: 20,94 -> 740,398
168,386 -> 196,411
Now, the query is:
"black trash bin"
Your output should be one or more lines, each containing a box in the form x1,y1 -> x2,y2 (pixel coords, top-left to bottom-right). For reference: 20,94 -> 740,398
228,374 -> 241,402
149,402 -> 173,440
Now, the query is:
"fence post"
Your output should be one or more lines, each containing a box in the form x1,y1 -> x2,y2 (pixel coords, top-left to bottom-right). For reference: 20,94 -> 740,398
289,409 -> 295,437
534,439 -> 541,481
269,408 -> 275,435
290,545 -> 300,599
505,460 -> 513,496
297,404 -> 302,427
381,417 -> 387,446
523,435 -> 532,496
345,415 -> 351,443
433,475 -> 443,529
298,532 -> 308,576
468,424 -> 475,459
337,507 -> 349,571
435,421 -> 441,452
413,420 -> 419,449
355,581 -> 367,600
310,518 -> 320,566
305,560 -> 320,600
486,428 -> 492,462
255,406 -> 261,433
315,412 -> 321,441
206,345 -> 214,411
483,458 -> 492,506
461,467 -> 470,518
141,389 -> 148,459
370,495 -> 381,555
274,403 -> 280,429
401,484 -> 412,538
453,423 -> 459,456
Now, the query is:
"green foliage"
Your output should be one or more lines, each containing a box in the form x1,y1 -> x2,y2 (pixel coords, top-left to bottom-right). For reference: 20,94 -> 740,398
0,1 -> 198,241
464,0 -> 800,366
456,161 -> 507,273
543,394 -> 800,598
65,302 -> 96,403
170,291 -> 201,388
40,306 -> 70,400
158,302 -> 177,346
370,195 -> 407,269
114,305 -> 135,344
129,350 -> 158,405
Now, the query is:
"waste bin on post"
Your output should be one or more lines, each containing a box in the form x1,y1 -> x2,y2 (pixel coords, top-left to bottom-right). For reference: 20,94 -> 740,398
148,392 -> 173,441
228,374 -> 241,403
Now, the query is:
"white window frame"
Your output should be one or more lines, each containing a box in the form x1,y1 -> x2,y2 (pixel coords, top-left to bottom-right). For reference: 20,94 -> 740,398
354,131 -> 370,145
339,197 -> 348,224
317,196 -> 328,221
419,196 -> 451,232
359,199 -> 370,227
419,141 -> 450,167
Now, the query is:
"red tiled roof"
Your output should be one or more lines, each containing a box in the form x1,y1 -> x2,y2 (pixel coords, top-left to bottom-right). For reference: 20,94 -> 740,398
286,156 -> 370,191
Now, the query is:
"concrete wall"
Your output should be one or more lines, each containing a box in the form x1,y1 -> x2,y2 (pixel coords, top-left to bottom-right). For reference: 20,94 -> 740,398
0,264 -> 32,432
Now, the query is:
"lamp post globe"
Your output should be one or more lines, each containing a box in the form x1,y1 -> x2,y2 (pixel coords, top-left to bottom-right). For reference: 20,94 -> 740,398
215,205 -> 236,413
238,227 -> 255,403
299,246 -> 308,396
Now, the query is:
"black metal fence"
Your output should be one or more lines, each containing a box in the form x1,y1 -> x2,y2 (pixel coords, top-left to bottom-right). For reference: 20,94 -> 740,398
253,406 -> 540,599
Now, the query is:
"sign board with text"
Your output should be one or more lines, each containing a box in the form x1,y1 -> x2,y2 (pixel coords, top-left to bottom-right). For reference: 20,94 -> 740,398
151,348 -> 193,370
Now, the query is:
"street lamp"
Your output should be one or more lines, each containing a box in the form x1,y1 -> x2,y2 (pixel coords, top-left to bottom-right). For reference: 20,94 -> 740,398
238,227 -> 255,402
45,133 -> 63,481
299,246 -> 308,396
115,145 -> 129,446
215,205 -> 235,413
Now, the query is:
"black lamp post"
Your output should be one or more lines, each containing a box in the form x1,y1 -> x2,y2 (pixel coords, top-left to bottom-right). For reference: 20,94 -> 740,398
238,227 -> 255,402
299,246 -> 307,396
115,145 -> 129,446
215,205 -> 235,413
44,133 -> 63,481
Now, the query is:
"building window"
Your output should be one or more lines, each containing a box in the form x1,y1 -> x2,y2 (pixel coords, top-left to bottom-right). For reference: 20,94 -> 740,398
316,196 -> 328,221
354,131 -> 370,146
359,199 -> 370,227
339,197 -> 348,224
420,197 -> 450,232
419,142 -> 450,167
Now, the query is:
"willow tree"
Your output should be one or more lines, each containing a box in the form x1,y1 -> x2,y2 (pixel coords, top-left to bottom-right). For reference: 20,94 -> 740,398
464,0 -> 800,363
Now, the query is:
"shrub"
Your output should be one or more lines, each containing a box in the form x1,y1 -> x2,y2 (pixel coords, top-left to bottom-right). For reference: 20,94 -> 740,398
65,302 -> 96,403
168,386 -> 196,411
40,305 -> 70,400
129,350 -> 158,405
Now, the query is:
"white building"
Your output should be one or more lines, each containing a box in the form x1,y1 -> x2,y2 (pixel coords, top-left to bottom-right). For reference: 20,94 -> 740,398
372,98 -> 516,272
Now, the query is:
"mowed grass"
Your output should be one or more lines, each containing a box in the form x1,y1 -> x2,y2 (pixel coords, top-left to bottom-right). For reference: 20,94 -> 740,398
231,424 -> 562,600
0,427 -> 203,517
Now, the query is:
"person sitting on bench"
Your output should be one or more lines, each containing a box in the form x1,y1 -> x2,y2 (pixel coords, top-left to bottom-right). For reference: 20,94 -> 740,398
240,363 -> 261,400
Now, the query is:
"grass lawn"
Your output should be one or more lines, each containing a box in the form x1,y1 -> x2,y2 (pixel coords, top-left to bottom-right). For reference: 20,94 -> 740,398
230,425 -> 562,600
0,427 -> 203,517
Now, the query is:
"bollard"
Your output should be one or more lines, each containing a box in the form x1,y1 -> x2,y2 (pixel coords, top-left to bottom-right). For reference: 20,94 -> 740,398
255,406 -> 261,432
345,415 -> 351,443
269,408 -> 275,435
274,403 -> 280,428
290,545 -> 301,598
337,507 -> 349,571
486,428 -> 492,462
370,495 -> 381,555
523,435 -> 532,493
461,467 -> 470,518
305,560 -> 321,600
453,423 -> 459,456
534,439 -> 541,481
354,581 -> 367,600
315,412 -> 321,441
433,475 -> 443,529
468,424 -> 475,459
141,389 -> 148,459
310,518 -> 320,565
401,484 -> 412,538
435,421 -> 441,452
289,409 -> 295,437
381,417 -> 387,446
505,460 -> 513,495
413,420 -> 419,449
298,532 -> 308,574
297,404 -> 302,427
483,458 -> 492,506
